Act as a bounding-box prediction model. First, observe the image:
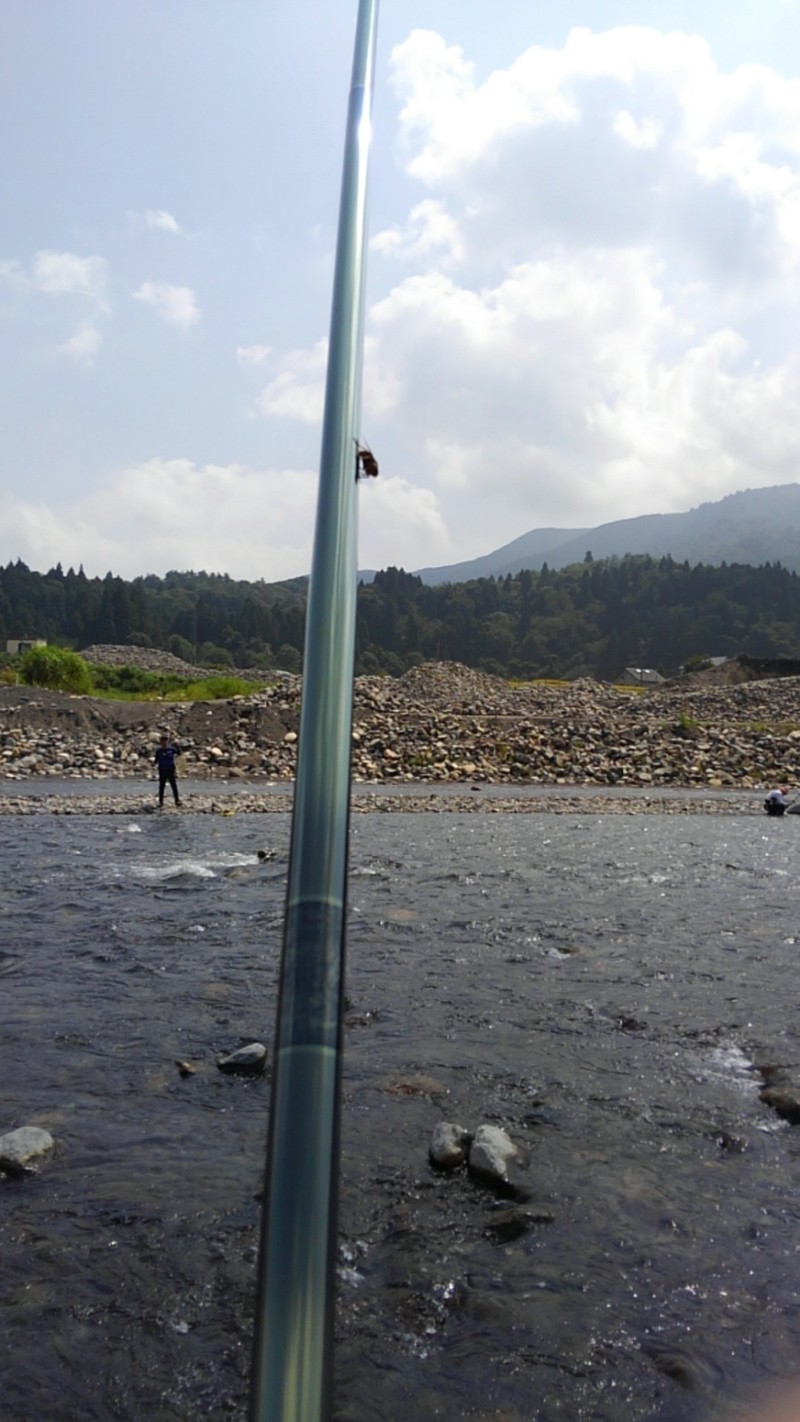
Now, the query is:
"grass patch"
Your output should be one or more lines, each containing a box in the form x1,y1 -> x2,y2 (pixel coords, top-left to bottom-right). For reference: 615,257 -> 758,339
165,675 -> 258,701
87,665 -> 265,702
89,665 -> 179,697
672,710 -> 701,740
509,677 -> 571,688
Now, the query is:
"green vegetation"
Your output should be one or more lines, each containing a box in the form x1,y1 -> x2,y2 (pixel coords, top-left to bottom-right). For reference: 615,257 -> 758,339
3,552 -> 800,682
19,645 -> 93,693
89,664 -> 174,696
165,675 -> 257,701
11,652 -> 265,703
673,710 -> 700,740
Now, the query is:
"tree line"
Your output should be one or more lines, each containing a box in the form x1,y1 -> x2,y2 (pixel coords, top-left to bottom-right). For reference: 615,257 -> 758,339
2,553 -> 800,681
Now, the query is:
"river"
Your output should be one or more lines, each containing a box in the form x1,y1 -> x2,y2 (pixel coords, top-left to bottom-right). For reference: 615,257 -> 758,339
2,803 -> 800,1421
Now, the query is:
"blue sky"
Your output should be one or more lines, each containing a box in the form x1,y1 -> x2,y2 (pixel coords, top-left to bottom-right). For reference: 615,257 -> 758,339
2,0 -> 799,580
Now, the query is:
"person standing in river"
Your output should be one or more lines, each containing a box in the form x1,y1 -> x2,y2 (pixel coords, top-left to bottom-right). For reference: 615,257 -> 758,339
154,733 -> 181,808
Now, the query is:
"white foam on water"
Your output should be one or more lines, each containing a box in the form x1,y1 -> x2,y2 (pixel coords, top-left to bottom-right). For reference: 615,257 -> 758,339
703,1043 -> 757,1093
208,851 -> 259,869
134,860 -> 217,881
128,850 -> 260,882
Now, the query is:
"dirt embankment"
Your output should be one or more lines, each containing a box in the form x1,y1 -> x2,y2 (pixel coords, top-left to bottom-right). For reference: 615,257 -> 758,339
2,658 -> 800,791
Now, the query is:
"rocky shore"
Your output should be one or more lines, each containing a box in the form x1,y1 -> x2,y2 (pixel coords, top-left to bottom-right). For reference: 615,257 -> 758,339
1,658 -> 799,815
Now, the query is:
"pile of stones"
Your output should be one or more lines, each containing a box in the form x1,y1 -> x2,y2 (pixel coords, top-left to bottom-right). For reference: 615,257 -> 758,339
2,659 -> 800,789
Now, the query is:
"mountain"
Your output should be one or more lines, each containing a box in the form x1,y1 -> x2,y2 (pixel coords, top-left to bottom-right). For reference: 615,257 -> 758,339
411,483 -> 800,585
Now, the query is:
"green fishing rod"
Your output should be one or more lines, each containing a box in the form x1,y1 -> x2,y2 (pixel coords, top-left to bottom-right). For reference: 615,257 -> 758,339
249,3 -> 379,1420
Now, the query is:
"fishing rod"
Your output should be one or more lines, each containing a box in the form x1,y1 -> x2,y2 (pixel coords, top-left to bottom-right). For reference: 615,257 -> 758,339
249,3 -> 379,1420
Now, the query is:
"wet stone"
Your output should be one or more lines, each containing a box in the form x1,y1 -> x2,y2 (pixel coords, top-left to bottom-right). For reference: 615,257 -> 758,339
216,1042 -> 268,1075
384,1074 -> 446,1097
758,1065 -> 800,1123
429,1122 -> 472,1170
468,1124 -> 519,1186
760,1086 -> 800,1124
0,1125 -> 55,1175
483,1204 -> 554,1242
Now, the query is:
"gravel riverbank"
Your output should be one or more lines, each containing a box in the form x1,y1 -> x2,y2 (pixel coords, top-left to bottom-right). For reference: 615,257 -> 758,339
0,789 -> 761,815
1,659 -> 798,814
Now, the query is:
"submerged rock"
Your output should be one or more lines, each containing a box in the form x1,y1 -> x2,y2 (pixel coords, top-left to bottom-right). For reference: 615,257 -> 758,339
384,1074 -> 446,1097
429,1122 -> 472,1170
0,1126 -> 55,1175
216,1042 -> 268,1075
484,1203 -> 554,1242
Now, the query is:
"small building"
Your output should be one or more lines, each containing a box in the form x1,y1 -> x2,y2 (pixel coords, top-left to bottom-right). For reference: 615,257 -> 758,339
618,666 -> 666,686
5,639 -> 47,655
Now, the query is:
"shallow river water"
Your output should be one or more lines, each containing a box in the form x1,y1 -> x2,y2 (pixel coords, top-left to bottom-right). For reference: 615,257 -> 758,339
3,805 -> 800,1422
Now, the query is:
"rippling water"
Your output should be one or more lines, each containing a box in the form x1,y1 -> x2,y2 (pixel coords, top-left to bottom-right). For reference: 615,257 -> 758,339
3,806 -> 800,1422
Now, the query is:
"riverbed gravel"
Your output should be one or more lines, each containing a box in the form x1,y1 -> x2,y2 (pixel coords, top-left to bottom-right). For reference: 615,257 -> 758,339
1,659 -> 798,815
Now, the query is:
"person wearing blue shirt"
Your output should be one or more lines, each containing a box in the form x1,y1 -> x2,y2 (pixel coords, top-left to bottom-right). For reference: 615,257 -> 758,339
154,733 -> 181,807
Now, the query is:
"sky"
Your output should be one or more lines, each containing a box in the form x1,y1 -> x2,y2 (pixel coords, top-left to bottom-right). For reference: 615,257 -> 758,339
2,0 -> 800,582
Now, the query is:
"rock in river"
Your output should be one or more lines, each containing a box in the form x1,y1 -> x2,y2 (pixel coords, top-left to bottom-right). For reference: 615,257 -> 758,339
0,1125 -> 55,1175
468,1124 -> 519,1185
483,1203 -> 554,1242
758,1065 -> 800,1123
429,1121 -> 472,1170
216,1042 -> 268,1075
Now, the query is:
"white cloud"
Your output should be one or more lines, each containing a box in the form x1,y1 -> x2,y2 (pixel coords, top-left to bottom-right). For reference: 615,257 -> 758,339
356,240 -> 800,546
255,339 -> 327,423
3,459 -> 313,581
0,250 -> 110,356
32,250 -> 108,299
133,281 -> 200,328
7,23 -> 800,581
127,209 -> 185,236
227,23 -> 800,564
358,473 -> 452,570
237,343 -> 272,365
347,24 -> 800,553
0,456 -> 454,582
390,29 -> 579,185
144,209 -> 183,235
387,27 -> 800,290
0,250 -> 108,302
372,198 -> 464,265
60,320 -> 103,364
613,110 -> 662,150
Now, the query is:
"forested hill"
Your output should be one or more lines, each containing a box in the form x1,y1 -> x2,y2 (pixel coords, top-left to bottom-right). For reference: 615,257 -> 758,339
2,554 -> 800,682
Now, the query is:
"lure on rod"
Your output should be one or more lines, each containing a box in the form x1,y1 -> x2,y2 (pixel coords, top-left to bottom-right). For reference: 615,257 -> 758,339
249,3 -> 379,1421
